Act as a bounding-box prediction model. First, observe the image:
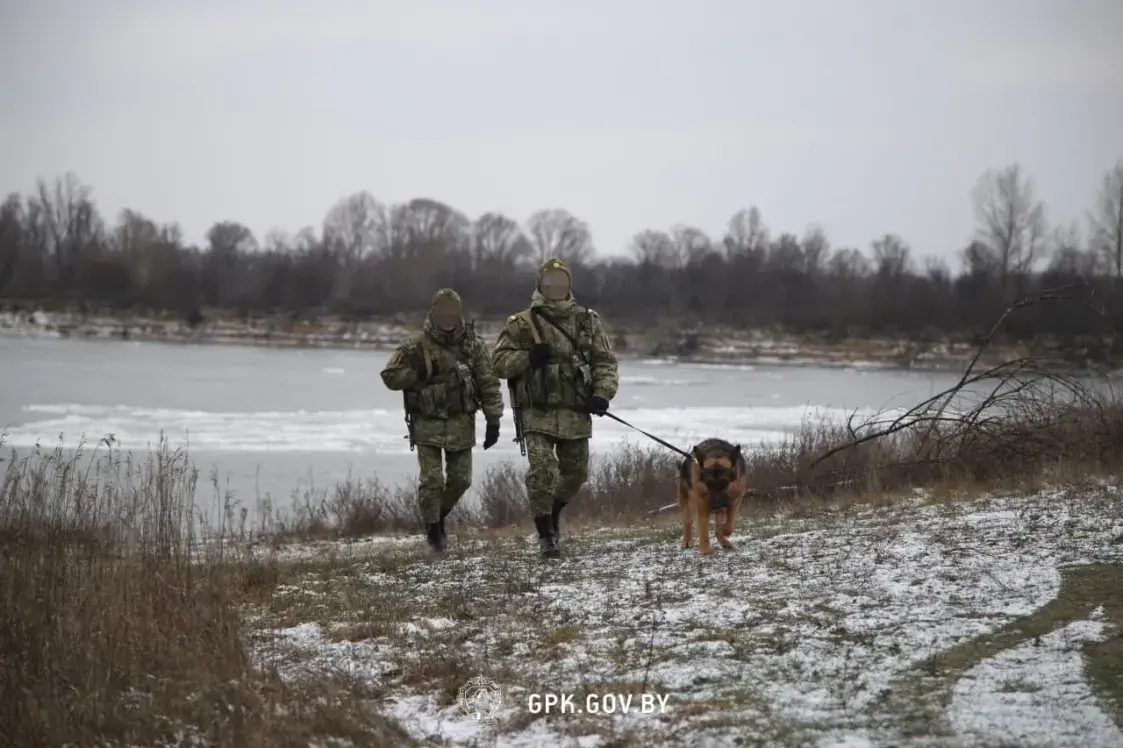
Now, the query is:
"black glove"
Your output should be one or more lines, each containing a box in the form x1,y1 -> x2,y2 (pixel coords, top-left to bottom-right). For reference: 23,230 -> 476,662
528,343 -> 551,368
585,396 -> 609,416
483,421 -> 500,450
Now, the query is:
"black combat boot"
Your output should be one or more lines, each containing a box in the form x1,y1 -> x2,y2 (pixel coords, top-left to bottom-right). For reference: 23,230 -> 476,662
426,522 -> 444,553
533,514 -> 560,558
550,499 -> 566,545
438,507 -> 451,542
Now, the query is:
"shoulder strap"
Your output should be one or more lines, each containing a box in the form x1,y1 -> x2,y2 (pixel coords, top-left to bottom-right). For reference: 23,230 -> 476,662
419,329 -> 473,372
530,306 -> 584,355
414,333 -> 435,380
517,310 -> 543,344
580,307 -> 594,336
461,320 -> 477,354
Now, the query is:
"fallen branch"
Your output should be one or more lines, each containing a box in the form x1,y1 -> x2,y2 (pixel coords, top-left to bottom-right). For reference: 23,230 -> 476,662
801,283 -> 1105,475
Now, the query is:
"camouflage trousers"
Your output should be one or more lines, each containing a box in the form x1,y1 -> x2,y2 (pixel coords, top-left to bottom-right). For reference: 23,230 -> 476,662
416,445 -> 473,525
524,432 -> 590,517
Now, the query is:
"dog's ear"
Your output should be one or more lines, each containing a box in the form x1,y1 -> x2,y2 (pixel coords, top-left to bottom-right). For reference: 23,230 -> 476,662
692,444 -> 706,465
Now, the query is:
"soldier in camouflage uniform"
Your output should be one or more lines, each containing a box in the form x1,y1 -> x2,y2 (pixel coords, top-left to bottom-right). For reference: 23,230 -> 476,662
492,258 -> 620,557
380,289 -> 504,553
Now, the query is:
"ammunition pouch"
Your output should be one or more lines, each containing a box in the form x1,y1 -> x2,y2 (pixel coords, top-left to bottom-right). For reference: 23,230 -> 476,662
405,357 -> 478,420
515,356 -> 592,411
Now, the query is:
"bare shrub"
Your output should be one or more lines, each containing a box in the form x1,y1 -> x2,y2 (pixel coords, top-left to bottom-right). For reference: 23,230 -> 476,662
454,442 -> 679,529
567,442 -> 679,522
472,460 -> 528,528
267,473 -> 421,541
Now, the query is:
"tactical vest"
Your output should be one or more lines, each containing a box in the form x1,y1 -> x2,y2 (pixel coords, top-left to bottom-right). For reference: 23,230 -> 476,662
404,323 -> 480,420
512,307 -> 596,410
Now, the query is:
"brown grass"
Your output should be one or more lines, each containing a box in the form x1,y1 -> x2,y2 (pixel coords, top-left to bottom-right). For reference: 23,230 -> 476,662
2,365 -> 1121,746
0,435 -> 416,748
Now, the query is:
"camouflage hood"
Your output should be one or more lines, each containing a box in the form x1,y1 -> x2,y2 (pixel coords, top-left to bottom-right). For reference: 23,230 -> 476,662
531,257 -> 577,317
423,288 -> 466,345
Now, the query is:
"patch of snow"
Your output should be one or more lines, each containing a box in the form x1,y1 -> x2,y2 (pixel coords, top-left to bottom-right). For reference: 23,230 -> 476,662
947,609 -> 1123,748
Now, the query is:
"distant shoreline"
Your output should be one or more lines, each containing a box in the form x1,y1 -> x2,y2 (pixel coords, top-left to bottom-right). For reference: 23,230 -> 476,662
1,308 -> 1116,376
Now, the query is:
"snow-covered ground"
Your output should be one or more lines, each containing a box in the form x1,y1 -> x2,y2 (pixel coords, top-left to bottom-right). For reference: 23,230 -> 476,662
245,486 -> 1123,747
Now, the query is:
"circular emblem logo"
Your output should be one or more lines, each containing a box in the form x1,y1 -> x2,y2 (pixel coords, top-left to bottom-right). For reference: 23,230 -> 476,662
457,675 -> 504,723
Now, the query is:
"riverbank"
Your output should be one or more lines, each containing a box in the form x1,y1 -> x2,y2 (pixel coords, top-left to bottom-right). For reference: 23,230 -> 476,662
0,307 -> 1113,373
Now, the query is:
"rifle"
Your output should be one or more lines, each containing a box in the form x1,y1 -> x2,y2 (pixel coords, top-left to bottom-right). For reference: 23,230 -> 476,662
403,392 -> 416,451
508,379 -> 526,456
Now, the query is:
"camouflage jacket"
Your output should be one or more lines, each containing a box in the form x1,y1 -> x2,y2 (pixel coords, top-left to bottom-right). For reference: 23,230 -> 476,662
380,319 -> 504,451
491,291 -> 619,440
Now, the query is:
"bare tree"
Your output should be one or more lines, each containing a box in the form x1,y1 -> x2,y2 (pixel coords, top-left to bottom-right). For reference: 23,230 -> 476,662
961,240 -> 999,278
828,247 -> 870,280
404,198 -> 471,246
1088,158 -> 1123,277
322,191 -> 389,263
1048,246 -> 1103,278
203,221 -> 257,307
111,209 -> 161,288
767,232 -> 805,273
322,193 -> 385,316
206,222 -> 257,258
723,207 -> 769,262
469,212 -> 533,271
924,257 -> 952,286
525,208 -> 595,266
1048,222 -> 1101,277
870,233 -> 912,277
291,226 -> 320,253
800,225 -> 831,275
669,225 -> 714,266
629,229 -> 678,268
383,199 -> 469,264
262,229 -> 294,254
0,194 -> 27,294
971,163 -> 1048,286
30,173 -> 103,292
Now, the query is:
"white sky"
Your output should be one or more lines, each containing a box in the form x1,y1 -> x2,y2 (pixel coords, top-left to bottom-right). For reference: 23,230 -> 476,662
1,0 -> 1121,262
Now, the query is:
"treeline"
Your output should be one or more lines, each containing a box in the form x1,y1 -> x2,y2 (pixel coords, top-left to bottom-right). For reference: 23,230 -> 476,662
0,160 -> 1120,346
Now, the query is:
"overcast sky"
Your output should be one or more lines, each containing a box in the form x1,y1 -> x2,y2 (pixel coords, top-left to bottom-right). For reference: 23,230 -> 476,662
2,0 -> 1121,263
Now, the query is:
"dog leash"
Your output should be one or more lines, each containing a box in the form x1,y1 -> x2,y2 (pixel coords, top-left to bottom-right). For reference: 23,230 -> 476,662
597,409 -> 694,461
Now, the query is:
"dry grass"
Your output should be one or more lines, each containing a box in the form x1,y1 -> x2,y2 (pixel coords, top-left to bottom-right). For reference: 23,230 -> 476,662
0,435 -> 416,748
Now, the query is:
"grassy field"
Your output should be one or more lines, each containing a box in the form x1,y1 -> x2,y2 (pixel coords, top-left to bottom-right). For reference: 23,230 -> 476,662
2,362 -> 1122,747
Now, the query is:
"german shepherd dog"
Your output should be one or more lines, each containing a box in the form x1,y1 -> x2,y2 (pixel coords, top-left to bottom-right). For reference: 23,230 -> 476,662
676,438 -> 747,555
